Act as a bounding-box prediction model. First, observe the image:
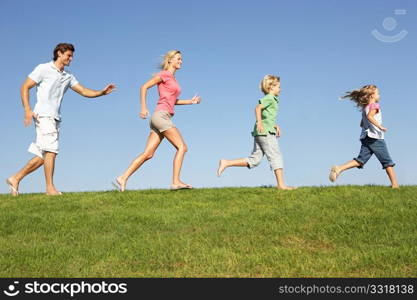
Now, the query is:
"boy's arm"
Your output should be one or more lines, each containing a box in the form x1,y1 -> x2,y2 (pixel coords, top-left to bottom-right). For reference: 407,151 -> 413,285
71,83 -> 116,98
21,77 -> 38,127
367,109 -> 387,132
255,104 -> 264,133
274,124 -> 281,137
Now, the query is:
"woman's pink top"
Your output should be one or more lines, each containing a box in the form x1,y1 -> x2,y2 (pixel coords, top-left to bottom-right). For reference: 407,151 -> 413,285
155,70 -> 181,115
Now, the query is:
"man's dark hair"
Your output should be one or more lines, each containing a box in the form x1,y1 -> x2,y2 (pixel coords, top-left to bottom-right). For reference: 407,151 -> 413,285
53,43 -> 75,61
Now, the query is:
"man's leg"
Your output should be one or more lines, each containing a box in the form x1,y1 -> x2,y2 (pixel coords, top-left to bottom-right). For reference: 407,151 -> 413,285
7,156 -> 44,196
43,152 -> 60,195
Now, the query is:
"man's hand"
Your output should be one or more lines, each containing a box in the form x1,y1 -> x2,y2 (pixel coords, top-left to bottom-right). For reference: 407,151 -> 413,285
24,110 -> 38,127
102,84 -> 116,95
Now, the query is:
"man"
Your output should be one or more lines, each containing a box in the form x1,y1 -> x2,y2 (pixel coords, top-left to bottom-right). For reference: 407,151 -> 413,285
6,43 -> 116,196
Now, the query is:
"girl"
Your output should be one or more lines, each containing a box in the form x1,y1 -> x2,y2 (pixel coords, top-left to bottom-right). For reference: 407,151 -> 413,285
115,50 -> 200,191
329,85 -> 399,188
217,75 -> 295,190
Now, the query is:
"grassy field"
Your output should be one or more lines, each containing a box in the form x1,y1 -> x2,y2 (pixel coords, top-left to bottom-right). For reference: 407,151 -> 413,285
0,186 -> 416,277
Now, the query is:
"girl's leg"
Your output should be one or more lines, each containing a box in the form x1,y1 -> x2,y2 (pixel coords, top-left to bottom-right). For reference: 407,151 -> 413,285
217,158 -> 248,177
117,132 -> 163,191
274,168 -> 296,190
161,127 -> 190,187
385,167 -> 399,188
329,160 -> 361,182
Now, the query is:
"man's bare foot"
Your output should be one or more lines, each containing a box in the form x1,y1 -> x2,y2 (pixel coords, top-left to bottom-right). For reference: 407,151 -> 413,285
391,185 -> 400,189
217,159 -> 227,177
329,165 -> 340,182
277,186 -> 297,190
46,189 -> 62,196
114,176 -> 126,192
6,177 -> 19,196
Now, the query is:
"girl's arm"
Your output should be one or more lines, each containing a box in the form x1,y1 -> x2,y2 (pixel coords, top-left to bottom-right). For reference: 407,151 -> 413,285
139,76 -> 162,119
367,109 -> 387,132
176,95 -> 201,105
255,104 -> 264,133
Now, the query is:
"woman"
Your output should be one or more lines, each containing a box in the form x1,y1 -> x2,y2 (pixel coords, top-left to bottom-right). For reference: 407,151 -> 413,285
115,50 -> 200,191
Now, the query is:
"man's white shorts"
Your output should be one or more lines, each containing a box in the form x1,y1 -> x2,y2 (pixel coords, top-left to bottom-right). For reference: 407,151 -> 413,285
28,117 -> 60,158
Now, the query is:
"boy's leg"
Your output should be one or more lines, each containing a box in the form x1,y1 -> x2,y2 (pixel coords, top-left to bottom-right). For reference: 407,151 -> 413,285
260,135 -> 295,189
44,152 -> 60,195
273,169 -> 296,190
7,156 -> 44,195
217,138 -> 263,177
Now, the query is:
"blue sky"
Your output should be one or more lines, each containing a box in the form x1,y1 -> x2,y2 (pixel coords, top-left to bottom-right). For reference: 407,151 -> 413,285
1,0 -> 416,194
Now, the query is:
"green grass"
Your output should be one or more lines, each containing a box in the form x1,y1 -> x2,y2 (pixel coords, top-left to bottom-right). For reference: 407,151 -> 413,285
1,186 -> 416,277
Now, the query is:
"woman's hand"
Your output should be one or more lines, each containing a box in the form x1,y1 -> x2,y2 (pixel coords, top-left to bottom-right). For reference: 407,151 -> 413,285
140,108 -> 149,119
191,94 -> 201,104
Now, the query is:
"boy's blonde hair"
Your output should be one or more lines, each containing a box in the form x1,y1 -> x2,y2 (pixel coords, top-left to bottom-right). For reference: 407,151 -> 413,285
260,75 -> 280,95
341,84 -> 378,108
160,50 -> 181,70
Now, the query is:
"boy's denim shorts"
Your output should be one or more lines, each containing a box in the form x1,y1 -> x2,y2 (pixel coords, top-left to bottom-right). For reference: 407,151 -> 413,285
354,136 -> 395,169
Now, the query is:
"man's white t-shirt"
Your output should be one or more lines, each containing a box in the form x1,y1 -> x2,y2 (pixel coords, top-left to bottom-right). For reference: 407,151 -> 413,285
29,61 -> 79,120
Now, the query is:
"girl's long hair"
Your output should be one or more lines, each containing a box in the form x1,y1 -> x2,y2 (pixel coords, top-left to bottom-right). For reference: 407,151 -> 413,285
341,84 -> 377,109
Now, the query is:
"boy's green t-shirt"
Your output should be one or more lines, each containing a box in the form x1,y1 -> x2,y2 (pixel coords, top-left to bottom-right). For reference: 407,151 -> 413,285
252,93 -> 279,136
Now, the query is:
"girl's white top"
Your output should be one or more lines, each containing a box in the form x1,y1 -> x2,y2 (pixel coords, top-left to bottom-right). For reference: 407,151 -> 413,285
360,102 -> 384,140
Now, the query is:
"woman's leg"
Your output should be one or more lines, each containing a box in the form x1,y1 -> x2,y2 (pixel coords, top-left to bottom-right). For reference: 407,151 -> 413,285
116,132 -> 163,191
162,127 -> 190,187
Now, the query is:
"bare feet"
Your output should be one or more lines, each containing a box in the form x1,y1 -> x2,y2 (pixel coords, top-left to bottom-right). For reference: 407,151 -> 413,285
277,186 -> 297,190
114,176 -> 126,192
171,181 -> 193,190
6,177 -> 19,196
46,189 -> 62,196
391,185 -> 400,189
329,165 -> 340,182
217,159 -> 227,177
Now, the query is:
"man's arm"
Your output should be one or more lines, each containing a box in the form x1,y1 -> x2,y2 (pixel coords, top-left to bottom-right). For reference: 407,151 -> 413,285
71,83 -> 116,98
21,77 -> 38,127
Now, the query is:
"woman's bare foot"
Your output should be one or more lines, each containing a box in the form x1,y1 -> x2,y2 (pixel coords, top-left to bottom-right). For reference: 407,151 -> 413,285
391,185 -> 400,189
171,181 -> 193,190
115,176 -> 126,192
6,177 -> 19,196
217,159 -> 227,177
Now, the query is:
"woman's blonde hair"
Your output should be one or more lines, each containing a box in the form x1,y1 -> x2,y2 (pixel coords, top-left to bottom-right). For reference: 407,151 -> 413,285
260,75 -> 280,95
341,84 -> 378,108
160,50 -> 181,70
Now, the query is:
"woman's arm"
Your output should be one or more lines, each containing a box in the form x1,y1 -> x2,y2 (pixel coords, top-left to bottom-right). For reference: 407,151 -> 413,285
175,95 -> 201,105
139,76 -> 162,119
